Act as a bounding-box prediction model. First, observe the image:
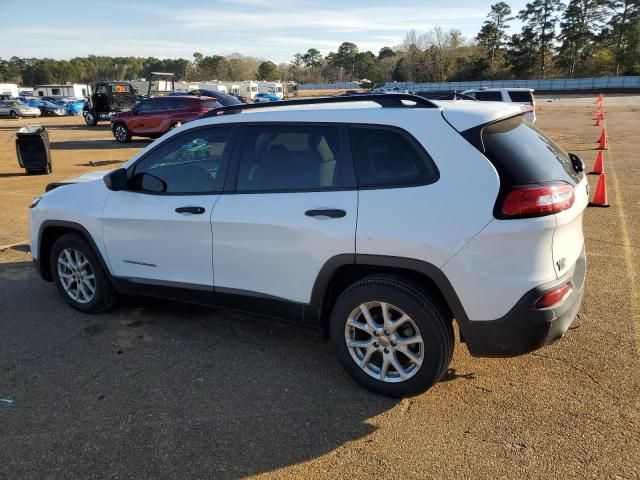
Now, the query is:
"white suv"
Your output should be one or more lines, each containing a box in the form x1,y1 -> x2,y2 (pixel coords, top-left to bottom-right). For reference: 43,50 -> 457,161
462,88 -> 537,123
29,95 -> 587,397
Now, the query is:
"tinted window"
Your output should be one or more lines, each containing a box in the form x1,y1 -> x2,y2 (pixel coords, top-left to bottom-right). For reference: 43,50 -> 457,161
236,125 -> 342,191
475,91 -> 503,101
201,100 -> 221,109
136,99 -> 157,112
350,127 -> 438,187
508,91 -> 532,103
133,127 -> 232,193
482,116 -> 581,185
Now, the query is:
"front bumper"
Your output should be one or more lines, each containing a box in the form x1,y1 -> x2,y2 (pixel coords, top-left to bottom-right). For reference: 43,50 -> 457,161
462,245 -> 586,357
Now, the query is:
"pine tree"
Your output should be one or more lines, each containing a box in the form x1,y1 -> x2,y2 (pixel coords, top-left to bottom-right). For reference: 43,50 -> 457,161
558,0 -> 609,77
518,0 -> 565,78
606,0 -> 640,74
476,2 -> 515,72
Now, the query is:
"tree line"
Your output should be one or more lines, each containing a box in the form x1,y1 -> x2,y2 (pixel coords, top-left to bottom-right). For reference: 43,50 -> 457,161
1,0 -> 638,87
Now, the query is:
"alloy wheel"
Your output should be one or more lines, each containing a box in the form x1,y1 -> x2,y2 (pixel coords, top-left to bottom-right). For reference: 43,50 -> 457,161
57,248 -> 96,304
115,125 -> 128,142
344,301 -> 425,383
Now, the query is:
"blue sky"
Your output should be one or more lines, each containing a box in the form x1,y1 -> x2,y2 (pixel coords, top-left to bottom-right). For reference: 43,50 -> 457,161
1,0 -> 529,63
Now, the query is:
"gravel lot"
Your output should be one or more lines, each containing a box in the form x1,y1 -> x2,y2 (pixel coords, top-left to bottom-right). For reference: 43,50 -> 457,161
0,96 -> 639,479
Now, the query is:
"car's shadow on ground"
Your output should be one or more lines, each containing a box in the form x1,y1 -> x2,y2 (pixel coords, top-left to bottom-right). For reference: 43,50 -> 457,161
0,260 -> 399,479
51,139 -> 151,150
74,159 -> 126,168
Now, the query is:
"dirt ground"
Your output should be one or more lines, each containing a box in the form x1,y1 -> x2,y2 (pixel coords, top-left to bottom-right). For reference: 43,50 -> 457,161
0,96 -> 639,479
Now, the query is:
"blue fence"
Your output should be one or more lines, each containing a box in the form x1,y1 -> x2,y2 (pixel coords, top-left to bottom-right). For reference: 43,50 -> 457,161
298,76 -> 640,91
386,76 -> 640,92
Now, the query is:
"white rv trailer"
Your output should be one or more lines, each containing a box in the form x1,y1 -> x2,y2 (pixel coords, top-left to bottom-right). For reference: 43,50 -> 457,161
239,81 -> 259,99
34,83 -> 88,98
0,83 -> 19,97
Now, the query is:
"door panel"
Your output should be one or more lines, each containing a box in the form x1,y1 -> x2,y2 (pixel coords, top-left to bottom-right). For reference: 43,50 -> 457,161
102,192 -> 217,287
211,191 -> 356,303
101,125 -> 234,288
211,123 -> 357,303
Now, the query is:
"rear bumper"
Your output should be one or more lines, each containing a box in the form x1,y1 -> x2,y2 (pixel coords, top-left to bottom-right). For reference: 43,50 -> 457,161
462,245 -> 586,357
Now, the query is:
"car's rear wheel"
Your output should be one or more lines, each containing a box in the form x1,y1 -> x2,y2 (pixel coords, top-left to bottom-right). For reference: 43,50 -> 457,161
50,233 -> 117,313
10,110 -> 18,119
113,123 -> 131,143
84,110 -> 98,126
330,275 -> 453,397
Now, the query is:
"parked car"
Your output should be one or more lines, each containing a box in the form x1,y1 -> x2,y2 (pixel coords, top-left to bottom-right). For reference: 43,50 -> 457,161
25,99 -> 65,116
253,92 -> 281,103
230,93 -> 252,104
171,89 -> 242,107
29,94 -> 587,398
461,88 -> 536,122
53,100 -> 85,116
0,100 -> 41,118
110,95 -> 220,142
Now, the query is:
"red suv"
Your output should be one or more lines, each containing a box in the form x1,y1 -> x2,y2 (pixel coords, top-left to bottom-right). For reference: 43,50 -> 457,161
110,96 -> 219,143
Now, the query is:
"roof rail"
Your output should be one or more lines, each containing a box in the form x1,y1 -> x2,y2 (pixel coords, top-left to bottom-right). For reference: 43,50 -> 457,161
201,93 -> 438,118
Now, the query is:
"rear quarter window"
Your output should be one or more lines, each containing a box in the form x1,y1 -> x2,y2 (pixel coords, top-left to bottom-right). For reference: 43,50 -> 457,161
481,115 -> 582,186
507,91 -> 533,103
350,127 -> 439,188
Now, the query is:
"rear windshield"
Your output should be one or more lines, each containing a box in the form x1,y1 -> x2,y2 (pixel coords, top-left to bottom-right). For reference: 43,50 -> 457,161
482,115 -> 581,185
475,91 -> 502,101
507,90 -> 532,103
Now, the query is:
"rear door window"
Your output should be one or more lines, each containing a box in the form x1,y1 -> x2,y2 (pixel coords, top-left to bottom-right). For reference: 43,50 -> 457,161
235,125 -> 344,191
482,115 -> 582,185
350,127 -> 438,188
475,91 -> 503,102
507,91 -> 532,103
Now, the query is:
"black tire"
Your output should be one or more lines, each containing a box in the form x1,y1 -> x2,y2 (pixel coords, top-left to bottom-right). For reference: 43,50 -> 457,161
84,110 -> 98,126
49,233 -> 118,313
24,168 -> 32,175
330,275 -> 454,397
113,123 -> 131,143
10,110 -> 18,119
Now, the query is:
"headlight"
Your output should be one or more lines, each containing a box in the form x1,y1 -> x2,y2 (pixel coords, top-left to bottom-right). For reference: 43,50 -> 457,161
29,196 -> 42,209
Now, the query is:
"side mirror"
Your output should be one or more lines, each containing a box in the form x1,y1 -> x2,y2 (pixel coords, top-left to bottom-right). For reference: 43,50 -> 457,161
133,172 -> 167,193
103,168 -> 128,191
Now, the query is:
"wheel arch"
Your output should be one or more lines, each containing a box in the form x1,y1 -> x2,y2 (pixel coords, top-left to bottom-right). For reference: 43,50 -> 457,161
37,220 -> 111,282
310,254 -> 470,339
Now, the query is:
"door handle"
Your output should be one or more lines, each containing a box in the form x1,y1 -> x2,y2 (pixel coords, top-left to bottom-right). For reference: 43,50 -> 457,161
305,209 -> 346,218
175,206 -> 205,214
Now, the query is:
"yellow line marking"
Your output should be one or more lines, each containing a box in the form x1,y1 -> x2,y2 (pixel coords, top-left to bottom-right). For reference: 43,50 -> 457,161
602,121 -> 640,356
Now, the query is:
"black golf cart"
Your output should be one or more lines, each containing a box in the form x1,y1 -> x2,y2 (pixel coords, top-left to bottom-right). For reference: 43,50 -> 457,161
83,81 -> 138,126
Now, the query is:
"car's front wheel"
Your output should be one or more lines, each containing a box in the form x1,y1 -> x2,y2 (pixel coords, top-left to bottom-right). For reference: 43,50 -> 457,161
330,275 -> 454,397
113,123 -> 131,143
10,110 -> 18,119
50,233 -> 117,313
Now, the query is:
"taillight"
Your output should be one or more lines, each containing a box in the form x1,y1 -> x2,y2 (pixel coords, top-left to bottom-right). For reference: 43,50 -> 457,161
502,182 -> 575,218
535,283 -> 572,309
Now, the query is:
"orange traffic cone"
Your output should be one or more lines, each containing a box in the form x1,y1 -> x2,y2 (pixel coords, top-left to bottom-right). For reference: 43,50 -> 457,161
590,151 -> 604,174
598,129 -> 608,150
595,115 -> 601,126
589,173 -> 609,207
